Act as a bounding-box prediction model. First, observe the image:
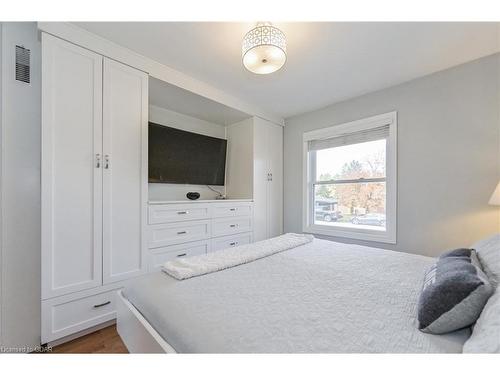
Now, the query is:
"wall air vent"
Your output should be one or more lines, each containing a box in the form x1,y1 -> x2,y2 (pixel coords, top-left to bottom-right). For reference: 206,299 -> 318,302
15,45 -> 30,84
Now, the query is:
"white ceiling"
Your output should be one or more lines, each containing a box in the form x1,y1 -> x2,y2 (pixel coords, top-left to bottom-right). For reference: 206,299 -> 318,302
75,22 -> 499,119
149,77 -> 250,125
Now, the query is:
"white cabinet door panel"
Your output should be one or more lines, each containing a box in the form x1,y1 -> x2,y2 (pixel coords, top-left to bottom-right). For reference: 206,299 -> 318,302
252,119 -> 269,241
252,118 -> 283,241
102,58 -> 148,284
41,34 -> 103,299
267,122 -> 284,238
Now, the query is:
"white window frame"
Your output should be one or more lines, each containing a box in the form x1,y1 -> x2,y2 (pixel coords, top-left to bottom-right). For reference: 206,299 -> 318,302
302,111 -> 397,244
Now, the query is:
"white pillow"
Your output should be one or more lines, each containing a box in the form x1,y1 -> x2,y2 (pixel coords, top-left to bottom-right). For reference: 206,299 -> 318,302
472,234 -> 500,289
463,289 -> 500,353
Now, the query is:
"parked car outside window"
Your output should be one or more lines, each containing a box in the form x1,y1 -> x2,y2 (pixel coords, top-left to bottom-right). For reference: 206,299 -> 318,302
351,213 -> 386,227
314,207 -> 342,222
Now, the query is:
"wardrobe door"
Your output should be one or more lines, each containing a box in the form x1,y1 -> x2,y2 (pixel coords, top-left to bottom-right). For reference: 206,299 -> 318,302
252,118 -> 269,241
252,118 -> 284,241
41,34 -> 103,299
267,122 -> 284,238
102,58 -> 148,284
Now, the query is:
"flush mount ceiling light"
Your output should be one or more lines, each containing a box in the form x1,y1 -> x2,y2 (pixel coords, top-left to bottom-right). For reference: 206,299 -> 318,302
242,22 -> 286,75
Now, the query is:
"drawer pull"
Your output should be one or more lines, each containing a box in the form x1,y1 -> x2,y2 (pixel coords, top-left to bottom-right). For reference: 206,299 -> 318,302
229,224 -> 237,228
177,253 -> 187,257
93,301 -> 111,308
177,211 -> 189,215
229,242 -> 238,246
177,231 -> 188,235
229,208 -> 236,211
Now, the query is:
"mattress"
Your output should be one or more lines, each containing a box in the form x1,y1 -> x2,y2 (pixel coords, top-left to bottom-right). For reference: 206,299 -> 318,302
123,238 -> 470,353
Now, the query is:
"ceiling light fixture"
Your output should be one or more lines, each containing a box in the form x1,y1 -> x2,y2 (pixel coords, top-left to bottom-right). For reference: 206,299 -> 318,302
242,22 -> 286,75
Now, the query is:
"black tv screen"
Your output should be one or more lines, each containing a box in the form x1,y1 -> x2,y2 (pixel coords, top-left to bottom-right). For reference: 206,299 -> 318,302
148,123 -> 227,186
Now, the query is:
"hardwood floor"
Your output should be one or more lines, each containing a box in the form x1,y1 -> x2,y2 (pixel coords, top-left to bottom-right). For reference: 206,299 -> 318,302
50,325 -> 128,353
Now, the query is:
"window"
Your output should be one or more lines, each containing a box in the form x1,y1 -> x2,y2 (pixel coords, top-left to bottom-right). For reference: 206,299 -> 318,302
303,112 -> 397,243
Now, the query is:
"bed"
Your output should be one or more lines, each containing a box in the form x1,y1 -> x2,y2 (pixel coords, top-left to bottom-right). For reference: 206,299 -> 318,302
117,238 -> 471,353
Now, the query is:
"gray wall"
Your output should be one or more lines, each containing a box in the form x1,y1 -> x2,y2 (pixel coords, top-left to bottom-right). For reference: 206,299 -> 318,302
284,54 -> 500,257
0,22 -> 41,348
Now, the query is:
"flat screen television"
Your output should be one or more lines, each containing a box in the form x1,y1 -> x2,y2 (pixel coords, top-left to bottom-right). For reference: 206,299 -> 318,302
148,122 -> 227,186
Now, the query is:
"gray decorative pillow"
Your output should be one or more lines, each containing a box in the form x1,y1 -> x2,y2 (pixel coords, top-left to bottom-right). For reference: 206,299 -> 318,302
439,248 -> 473,259
417,250 -> 494,334
439,248 -> 484,272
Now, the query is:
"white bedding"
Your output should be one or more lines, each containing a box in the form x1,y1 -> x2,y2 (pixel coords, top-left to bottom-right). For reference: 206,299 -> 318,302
124,238 -> 470,353
163,233 -> 314,280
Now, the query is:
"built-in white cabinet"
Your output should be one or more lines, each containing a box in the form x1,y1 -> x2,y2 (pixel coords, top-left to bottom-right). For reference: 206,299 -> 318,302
147,200 -> 254,271
41,286 -> 120,343
39,32 -> 282,345
41,34 -> 104,299
226,117 -> 283,242
255,118 -> 284,240
102,59 -> 148,284
41,33 -> 148,343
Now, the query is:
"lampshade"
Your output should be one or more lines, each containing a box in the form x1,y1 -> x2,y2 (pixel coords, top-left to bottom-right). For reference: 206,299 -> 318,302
489,181 -> 500,205
242,23 -> 286,74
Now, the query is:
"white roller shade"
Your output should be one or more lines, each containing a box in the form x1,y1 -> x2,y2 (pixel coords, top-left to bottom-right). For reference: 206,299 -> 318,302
309,124 -> 390,151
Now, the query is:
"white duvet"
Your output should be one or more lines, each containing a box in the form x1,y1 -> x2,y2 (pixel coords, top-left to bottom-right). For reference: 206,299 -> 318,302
124,238 -> 470,353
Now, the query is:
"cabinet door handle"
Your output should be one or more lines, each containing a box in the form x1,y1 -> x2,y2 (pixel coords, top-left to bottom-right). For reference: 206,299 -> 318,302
177,211 -> 189,215
229,242 -> 238,246
229,208 -> 236,211
229,224 -> 237,228
93,301 -> 111,308
104,155 -> 110,169
177,231 -> 187,235
95,154 -> 101,168
176,253 -> 187,257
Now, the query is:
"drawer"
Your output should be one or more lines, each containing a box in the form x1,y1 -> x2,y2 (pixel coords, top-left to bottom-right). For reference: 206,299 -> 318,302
42,289 -> 118,343
149,240 -> 210,271
149,203 -> 211,224
213,203 -> 252,218
148,219 -> 211,248
212,217 -> 253,237
211,233 -> 253,252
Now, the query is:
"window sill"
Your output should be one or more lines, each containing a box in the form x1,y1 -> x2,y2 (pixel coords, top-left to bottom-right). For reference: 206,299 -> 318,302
303,224 -> 396,244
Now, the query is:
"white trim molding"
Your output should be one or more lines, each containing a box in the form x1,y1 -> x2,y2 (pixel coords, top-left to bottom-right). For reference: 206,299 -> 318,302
302,111 -> 397,244
37,22 -> 284,127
